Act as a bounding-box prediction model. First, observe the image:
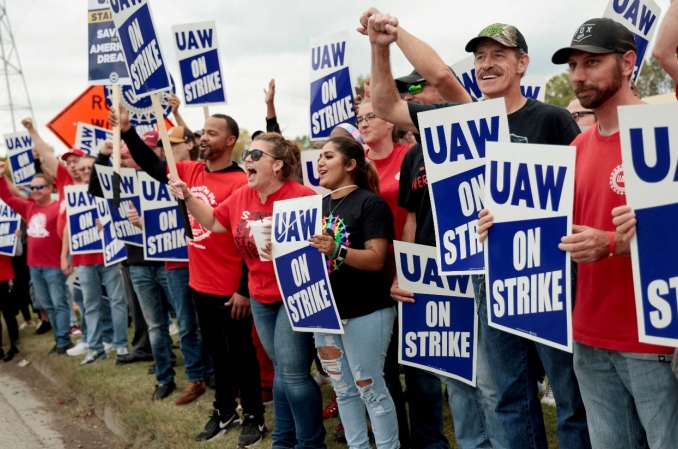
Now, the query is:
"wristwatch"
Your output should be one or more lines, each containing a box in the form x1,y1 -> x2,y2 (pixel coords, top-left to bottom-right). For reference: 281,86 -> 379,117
336,245 -> 348,261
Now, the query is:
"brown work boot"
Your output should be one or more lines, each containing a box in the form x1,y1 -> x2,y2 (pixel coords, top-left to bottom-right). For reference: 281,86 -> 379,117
175,381 -> 206,406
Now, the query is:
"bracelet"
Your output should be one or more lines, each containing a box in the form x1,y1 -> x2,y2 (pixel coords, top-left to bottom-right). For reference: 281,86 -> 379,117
605,231 -> 615,257
329,242 -> 340,259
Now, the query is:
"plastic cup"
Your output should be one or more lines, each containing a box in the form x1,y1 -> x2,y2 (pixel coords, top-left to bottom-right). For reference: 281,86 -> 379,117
249,217 -> 272,262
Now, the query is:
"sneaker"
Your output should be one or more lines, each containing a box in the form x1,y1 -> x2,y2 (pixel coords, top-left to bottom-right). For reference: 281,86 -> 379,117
169,323 -> 179,336
314,371 -> 331,386
19,320 -> 36,331
56,343 -> 74,355
541,385 -> 556,407
194,410 -> 241,442
334,422 -> 346,443
48,344 -> 57,355
80,350 -> 108,366
66,341 -> 89,357
36,321 -> 52,335
69,325 -> 82,336
103,342 -> 114,353
152,380 -> 176,401
116,347 -> 129,356
262,388 -> 273,406
238,415 -> 266,448
175,381 -> 206,406
322,392 -> 339,420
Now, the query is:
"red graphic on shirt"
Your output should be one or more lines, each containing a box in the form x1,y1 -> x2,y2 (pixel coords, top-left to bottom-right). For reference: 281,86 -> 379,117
609,165 -> 625,195
188,186 -> 218,242
234,211 -> 270,260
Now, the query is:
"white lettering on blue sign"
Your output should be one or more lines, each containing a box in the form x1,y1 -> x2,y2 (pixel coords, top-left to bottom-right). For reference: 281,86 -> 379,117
489,162 -> 568,211
424,116 -> 500,164
274,209 -> 317,243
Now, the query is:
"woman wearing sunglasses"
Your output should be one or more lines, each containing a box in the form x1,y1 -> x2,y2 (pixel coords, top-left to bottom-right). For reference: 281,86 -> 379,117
169,133 -> 327,449
309,136 -> 399,449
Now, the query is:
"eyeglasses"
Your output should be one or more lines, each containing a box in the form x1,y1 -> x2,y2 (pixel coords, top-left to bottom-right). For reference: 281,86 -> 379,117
406,82 -> 429,96
242,149 -> 277,162
30,185 -> 45,191
570,111 -> 595,122
78,167 -> 92,172
355,113 -> 377,127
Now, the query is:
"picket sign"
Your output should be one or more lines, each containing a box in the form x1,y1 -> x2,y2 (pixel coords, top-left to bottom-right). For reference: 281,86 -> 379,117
0,199 -> 20,256
5,132 -> 35,187
300,149 -> 331,196
65,185 -> 103,256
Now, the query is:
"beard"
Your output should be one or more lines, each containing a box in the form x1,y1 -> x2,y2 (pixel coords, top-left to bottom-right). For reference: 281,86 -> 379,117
574,61 -> 623,109
201,143 -> 224,160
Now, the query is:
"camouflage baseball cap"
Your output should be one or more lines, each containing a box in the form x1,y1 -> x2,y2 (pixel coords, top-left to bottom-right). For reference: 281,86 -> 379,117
465,23 -> 528,53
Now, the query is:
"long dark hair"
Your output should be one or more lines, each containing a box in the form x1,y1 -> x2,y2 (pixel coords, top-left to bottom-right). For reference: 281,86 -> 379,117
326,137 -> 380,195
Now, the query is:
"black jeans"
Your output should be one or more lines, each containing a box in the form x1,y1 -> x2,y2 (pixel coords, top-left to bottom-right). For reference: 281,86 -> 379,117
192,289 -> 264,419
0,281 -> 19,346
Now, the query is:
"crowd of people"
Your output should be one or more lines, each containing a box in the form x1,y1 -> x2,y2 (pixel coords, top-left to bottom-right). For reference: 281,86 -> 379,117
1,4 -> 678,449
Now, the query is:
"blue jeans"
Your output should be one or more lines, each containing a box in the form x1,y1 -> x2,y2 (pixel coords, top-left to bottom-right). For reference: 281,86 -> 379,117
474,274 -> 591,449
165,268 -> 206,383
72,286 -> 87,341
316,306 -> 399,449
79,264 -> 128,353
250,298 -> 326,449
129,265 -> 174,385
574,342 -> 678,449
30,267 -> 71,348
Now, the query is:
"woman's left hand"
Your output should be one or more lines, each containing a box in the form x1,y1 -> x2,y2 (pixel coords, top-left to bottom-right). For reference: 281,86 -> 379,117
168,175 -> 190,200
309,231 -> 336,257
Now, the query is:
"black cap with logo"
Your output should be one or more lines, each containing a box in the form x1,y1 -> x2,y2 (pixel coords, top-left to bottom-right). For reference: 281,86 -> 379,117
552,18 -> 637,64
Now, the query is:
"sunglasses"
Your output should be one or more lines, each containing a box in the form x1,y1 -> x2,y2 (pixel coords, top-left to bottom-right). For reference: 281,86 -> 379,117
30,185 -> 46,191
406,82 -> 429,96
571,111 -> 595,122
242,149 -> 277,162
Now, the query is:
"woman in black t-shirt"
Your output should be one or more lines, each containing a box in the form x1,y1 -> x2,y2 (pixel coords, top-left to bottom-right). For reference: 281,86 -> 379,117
309,137 -> 399,449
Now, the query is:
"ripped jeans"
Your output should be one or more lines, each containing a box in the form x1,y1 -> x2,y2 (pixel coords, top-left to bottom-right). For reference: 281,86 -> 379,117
315,306 -> 399,449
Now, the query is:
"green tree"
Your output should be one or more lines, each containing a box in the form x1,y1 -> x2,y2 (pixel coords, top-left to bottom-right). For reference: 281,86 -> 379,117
294,135 -> 311,150
636,56 -> 676,98
232,129 -> 251,165
545,72 -> 574,107
355,74 -> 366,89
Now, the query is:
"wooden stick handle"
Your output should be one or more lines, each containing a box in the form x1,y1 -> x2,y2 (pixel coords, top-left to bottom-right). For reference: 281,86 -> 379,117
151,94 -> 179,180
112,85 -> 121,173
203,106 -> 210,121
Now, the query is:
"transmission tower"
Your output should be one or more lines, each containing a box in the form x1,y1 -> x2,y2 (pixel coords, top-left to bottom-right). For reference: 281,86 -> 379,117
0,0 -> 33,140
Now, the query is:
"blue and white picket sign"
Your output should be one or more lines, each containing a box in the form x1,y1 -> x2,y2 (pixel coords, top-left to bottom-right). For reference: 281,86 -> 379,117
419,99 -> 510,274
520,76 -> 547,102
0,199 -> 20,256
4,131 -> 35,187
310,31 -> 356,140
108,0 -> 171,98
138,171 -> 188,261
105,78 -> 174,134
95,165 -> 143,246
619,103 -> 678,347
172,21 -> 226,107
300,149 -> 330,196
87,0 -> 130,85
395,241 -> 477,386
65,185 -> 103,256
75,122 -> 113,157
484,142 -> 575,352
272,195 -> 343,334
603,0 -> 662,81
95,197 -> 127,266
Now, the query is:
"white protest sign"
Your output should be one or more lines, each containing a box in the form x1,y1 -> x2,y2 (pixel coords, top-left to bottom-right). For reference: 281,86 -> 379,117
272,195 -> 343,333
419,99 -> 510,274
65,185 -> 103,255
310,31 -> 356,140
95,197 -> 127,266
619,102 -> 678,347
603,0 -> 662,81
301,149 -> 331,196
5,131 -> 35,186
520,76 -> 547,102
95,165 -> 143,246
395,241 -> 477,386
75,122 -> 113,157
87,0 -> 130,85
172,21 -> 226,107
484,142 -> 575,352
138,171 -> 188,261
0,199 -> 20,256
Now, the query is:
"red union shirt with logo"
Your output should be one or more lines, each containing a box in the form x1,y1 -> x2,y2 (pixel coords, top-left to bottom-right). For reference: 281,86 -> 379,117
572,126 -> 673,354
175,161 -> 248,296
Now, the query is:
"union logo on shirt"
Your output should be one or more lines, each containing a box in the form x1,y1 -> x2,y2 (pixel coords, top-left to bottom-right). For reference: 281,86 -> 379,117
609,165 -> 625,195
27,213 -> 50,238
187,187 -> 216,243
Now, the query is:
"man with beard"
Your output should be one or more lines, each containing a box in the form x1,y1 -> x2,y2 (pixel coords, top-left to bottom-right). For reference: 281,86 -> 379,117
109,107 -> 266,446
552,18 -> 678,448
361,9 -> 590,449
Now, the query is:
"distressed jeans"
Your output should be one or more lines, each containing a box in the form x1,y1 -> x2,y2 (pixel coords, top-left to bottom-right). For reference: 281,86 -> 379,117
315,306 -> 399,449
30,267 -> 71,348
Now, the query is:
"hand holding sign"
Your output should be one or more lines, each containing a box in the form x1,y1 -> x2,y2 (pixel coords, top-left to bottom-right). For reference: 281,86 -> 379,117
108,103 -> 132,134
558,225 -> 612,263
308,230 -> 336,257
390,278 -> 415,303
612,205 -> 637,241
126,201 -> 143,229
168,176 -> 190,200
100,140 -> 113,157
477,209 -> 494,244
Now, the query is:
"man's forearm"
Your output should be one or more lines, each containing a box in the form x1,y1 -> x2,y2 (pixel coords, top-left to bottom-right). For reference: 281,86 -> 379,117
27,128 -> 58,175
652,1 -> 678,82
370,44 -> 400,115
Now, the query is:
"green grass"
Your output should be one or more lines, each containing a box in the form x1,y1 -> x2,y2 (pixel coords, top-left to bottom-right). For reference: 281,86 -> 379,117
5,318 -> 560,448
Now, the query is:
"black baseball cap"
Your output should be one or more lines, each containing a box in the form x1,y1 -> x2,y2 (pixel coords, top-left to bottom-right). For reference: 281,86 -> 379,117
552,18 -> 637,64
395,66 -> 455,94
465,23 -> 528,54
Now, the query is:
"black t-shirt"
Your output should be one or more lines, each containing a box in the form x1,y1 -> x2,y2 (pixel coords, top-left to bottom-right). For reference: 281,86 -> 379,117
322,188 -> 395,319
400,99 -> 580,246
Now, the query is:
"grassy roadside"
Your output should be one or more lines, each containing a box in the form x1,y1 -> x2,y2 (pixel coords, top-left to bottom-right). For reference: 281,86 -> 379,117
5,319 -> 560,448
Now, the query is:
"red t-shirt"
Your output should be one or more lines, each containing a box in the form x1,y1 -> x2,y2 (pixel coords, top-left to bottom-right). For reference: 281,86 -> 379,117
165,261 -> 189,271
175,161 -> 247,296
56,163 -> 75,241
73,253 -> 104,267
0,178 -> 61,268
214,181 -> 316,303
572,126 -> 673,354
0,255 -> 14,283
367,143 -> 411,240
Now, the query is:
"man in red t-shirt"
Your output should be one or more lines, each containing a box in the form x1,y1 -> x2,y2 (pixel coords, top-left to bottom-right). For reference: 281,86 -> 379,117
553,18 -> 678,447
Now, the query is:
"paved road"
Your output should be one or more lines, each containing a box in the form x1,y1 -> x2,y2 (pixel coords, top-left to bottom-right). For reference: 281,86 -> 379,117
0,369 -> 65,449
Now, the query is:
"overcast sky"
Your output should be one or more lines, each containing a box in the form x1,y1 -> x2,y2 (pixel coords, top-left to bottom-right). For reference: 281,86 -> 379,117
0,0 -> 672,157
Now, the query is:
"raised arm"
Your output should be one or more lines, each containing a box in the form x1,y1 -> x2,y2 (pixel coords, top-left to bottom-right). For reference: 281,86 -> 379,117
21,117 -> 59,176
652,0 -> 678,83
0,164 -> 28,218
264,79 -> 282,134
167,93 -> 190,130
167,177 -> 228,233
